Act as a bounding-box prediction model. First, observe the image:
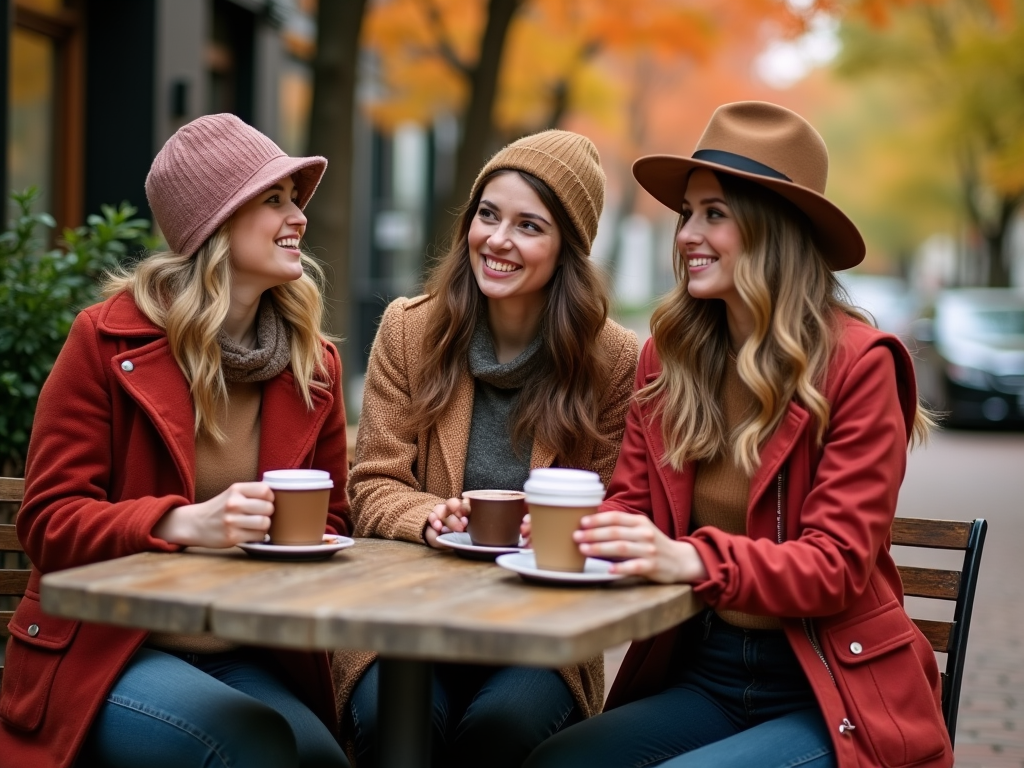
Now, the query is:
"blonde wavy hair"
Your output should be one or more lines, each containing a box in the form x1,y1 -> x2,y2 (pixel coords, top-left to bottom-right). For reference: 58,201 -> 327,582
103,224 -> 330,441
641,171 -> 932,475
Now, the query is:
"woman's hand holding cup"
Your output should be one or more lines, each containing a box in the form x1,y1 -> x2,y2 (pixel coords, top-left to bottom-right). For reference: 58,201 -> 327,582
154,482 -> 276,548
573,511 -> 709,584
424,497 -> 469,549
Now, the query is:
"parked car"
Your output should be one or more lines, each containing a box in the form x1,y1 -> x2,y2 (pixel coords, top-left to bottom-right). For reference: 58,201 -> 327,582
911,289 -> 1024,427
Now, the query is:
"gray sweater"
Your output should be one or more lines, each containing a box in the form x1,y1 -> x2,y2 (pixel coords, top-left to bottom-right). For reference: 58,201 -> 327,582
461,317 -> 542,493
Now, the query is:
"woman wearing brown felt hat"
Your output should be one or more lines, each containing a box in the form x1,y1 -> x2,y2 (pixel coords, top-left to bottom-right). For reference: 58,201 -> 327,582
525,102 -> 950,768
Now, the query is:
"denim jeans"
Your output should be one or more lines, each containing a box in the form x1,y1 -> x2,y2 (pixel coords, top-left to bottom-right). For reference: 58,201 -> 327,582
524,610 -> 836,768
348,660 -> 580,768
78,646 -> 348,768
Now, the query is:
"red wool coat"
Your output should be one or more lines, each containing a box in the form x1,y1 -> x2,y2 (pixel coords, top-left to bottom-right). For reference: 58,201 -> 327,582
603,315 -> 953,768
0,292 -> 351,768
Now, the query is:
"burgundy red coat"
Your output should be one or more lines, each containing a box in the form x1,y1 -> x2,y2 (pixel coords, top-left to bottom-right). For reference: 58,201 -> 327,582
0,292 -> 352,768
602,315 -> 952,768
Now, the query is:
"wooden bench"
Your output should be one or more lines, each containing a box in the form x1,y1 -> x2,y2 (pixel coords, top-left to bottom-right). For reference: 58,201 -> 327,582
892,516 -> 987,745
0,477 -> 28,690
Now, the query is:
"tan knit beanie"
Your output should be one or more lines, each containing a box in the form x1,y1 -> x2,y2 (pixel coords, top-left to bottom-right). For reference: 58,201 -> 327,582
469,130 -> 605,251
146,113 -> 327,257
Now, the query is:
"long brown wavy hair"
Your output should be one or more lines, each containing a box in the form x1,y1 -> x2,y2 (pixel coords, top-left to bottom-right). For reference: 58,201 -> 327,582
641,171 -> 932,475
103,225 -> 331,441
409,169 -> 613,462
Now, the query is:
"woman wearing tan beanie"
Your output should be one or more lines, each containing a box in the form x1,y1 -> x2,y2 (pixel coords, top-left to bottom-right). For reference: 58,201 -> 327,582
0,114 -> 350,768
337,130 -> 639,767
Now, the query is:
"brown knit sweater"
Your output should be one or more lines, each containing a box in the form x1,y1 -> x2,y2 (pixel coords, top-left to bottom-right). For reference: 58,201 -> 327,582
693,354 -> 782,630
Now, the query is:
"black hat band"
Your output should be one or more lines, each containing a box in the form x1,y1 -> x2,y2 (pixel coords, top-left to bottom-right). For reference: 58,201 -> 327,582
692,149 -> 791,182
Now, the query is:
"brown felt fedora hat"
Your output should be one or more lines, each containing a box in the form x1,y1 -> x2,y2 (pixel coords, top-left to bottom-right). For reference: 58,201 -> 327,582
632,101 -> 864,270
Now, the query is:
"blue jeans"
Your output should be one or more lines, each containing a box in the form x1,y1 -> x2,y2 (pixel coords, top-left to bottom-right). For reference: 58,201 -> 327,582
349,661 -> 580,768
78,646 -> 348,768
524,611 -> 836,768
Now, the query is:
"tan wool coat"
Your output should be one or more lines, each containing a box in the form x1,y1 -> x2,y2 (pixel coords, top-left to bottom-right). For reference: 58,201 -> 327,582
333,294 -> 640,732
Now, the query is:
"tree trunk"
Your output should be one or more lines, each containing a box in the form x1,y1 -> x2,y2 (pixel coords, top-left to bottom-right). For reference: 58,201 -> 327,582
983,195 -> 1022,288
304,0 -> 368,374
431,0 -> 522,247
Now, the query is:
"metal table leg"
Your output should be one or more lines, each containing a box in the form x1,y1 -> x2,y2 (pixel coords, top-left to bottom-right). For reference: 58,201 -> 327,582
378,658 -> 433,768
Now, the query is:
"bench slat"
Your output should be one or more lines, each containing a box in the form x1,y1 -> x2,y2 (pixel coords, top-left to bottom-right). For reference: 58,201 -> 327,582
898,565 -> 961,600
0,477 -> 24,504
911,617 -> 954,653
891,518 -> 972,549
0,524 -> 22,552
0,570 -> 30,597
0,611 -> 13,638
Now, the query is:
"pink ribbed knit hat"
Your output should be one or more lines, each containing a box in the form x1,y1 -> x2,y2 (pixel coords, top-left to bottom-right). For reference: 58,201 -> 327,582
145,113 -> 327,256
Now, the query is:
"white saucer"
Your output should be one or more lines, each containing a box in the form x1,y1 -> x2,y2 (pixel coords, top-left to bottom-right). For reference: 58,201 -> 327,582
435,532 -> 525,560
495,552 -> 625,585
237,534 -> 355,561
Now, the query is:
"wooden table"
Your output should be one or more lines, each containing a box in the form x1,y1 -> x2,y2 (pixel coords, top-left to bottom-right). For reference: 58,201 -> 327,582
41,539 -> 701,767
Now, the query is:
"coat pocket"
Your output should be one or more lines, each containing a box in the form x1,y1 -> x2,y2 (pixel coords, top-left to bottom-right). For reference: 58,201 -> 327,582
826,602 -> 946,768
0,593 -> 80,732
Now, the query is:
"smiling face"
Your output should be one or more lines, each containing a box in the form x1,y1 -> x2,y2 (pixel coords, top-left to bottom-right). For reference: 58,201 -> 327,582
228,175 -> 307,295
467,172 -> 562,308
678,169 -> 746,308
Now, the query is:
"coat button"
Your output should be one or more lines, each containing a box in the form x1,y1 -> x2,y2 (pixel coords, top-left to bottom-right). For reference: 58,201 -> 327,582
121,360 -> 134,372
850,641 -> 863,654
27,624 -> 40,637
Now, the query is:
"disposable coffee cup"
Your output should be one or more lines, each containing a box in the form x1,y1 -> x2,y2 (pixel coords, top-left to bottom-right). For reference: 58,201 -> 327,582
463,490 -> 526,547
263,469 -> 333,546
523,468 -> 605,572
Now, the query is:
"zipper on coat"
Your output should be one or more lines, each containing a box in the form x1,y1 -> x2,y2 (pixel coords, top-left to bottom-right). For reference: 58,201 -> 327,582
775,468 -> 841,692
776,466 -> 855,737
775,470 -> 784,545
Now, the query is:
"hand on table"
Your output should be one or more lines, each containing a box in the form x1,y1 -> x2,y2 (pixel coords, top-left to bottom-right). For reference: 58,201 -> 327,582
520,513 -> 532,547
424,497 -> 470,549
573,511 -> 708,584
153,482 -> 276,548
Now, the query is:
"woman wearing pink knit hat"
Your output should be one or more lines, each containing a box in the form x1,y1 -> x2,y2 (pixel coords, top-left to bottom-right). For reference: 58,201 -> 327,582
0,114 -> 350,767
336,129 -> 639,768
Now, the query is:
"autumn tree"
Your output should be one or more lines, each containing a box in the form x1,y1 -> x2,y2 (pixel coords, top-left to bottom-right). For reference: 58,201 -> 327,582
304,0 -> 369,371
832,0 -> 1024,286
363,0 -> 814,249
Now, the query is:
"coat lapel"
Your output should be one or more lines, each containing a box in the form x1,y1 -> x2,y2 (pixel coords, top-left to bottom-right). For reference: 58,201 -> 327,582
260,372 -> 333,473
749,402 -> 810,509
433,367 -> 474,494
638,381 -> 694,540
110,338 -> 197,499
530,438 -> 557,470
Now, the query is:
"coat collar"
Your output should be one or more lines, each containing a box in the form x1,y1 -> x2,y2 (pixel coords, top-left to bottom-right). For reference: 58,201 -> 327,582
100,292 -> 334,500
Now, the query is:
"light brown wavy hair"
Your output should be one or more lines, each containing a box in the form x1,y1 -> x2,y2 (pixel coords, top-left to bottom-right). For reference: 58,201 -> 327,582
409,169 -> 613,463
641,171 -> 932,475
103,224 -> 330,441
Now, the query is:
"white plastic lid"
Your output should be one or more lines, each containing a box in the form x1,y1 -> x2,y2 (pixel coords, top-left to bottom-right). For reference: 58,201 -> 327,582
262,469 -> 334,491
523,468 -> 605,507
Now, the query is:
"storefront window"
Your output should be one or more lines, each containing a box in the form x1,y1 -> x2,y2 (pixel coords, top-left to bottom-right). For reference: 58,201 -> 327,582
9,27 -> 55,216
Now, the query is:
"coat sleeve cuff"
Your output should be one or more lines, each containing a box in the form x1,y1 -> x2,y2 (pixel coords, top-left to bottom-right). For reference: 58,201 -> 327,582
686,536 -> 733,605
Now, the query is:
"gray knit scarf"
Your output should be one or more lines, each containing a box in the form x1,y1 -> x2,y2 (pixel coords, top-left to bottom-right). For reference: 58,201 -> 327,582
218,295 -> 291,383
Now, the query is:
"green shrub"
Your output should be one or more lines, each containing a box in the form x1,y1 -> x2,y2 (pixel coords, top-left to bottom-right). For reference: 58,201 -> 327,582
0,188 -> 153,473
